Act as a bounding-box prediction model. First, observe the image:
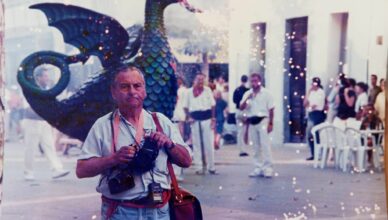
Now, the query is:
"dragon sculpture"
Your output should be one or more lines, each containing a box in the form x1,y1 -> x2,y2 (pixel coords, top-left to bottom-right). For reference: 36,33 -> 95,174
17,0 -> 201,141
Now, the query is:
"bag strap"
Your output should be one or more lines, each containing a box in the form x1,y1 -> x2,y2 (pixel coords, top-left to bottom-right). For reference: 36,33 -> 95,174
111,110 -> 120,153
151,113 -> 182,198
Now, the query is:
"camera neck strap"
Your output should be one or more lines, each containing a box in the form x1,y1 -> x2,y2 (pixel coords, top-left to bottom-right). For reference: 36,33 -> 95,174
111,109 -> 144,153
151,113 -> 182,198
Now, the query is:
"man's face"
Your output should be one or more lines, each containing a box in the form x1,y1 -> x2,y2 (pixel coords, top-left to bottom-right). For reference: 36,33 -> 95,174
36,70 -> 50,88
111,68 -> 147,109
194,75 -> 205,88
250,75 -> 261,90
177,78 -> 183,87
312,81 -> 319,90
355,85 -> 362,95
371,76 -> 377,86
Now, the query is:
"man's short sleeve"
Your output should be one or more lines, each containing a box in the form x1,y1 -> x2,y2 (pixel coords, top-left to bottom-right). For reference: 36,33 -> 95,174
78,120 -> 104,161
207,87 -> 216,107
183,88 -> 191,110
239,90 -> 251,108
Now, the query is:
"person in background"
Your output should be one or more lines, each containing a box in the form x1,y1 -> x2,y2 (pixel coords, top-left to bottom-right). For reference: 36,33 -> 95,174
304,77 -> 326,161
184,73 -> 218,175
360,104 -> 384,167
233,75 -> 250,157
214,90 -> 228,150
22,67 -> 70,181
6,87 -> 24,142
221,84 -> 229,102
214,75 -> 226,92
172,76 -> 189,181
368,74 -> 382,105
172,76 -> 189,144
354,82 -> 369,120
326,75 -> 343,123
374,78 -> 385,126
333,78 -> 357,130
240,73 -> 274,178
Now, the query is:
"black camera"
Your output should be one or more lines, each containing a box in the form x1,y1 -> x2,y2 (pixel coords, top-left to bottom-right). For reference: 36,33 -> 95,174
108,169 -> 135,195
128,136 -> 159,174
108,136 -> 160,194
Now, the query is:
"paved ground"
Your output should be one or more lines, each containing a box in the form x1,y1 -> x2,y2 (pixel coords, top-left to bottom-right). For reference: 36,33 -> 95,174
1,140 -> 387,219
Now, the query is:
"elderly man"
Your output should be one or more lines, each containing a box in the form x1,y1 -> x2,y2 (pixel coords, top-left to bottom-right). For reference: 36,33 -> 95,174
240,73 -> 274,178
184,73 -> 218,175
76,65 -> 192,219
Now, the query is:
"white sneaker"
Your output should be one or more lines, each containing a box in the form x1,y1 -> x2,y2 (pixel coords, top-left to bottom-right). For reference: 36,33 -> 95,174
249,168 -> 262,177
52,170 -> 70,179
263,170 -> 273,178
24,171 -> 35,181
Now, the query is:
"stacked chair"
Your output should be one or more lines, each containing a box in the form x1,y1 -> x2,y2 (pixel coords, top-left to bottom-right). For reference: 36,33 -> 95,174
311,122 -> 384,173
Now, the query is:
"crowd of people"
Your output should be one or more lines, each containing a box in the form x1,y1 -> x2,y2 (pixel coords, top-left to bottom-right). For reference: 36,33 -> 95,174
172,72 -> 275,179
305,74 -> 385,161
4,66 -> 384,218
5,70 -> 385,181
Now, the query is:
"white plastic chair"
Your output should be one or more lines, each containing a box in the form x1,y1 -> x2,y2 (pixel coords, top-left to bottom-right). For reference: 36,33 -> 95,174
319,125 -> 347,170
314,124 -> 339,169
310,122 -> 331,168
345,128 -> 384,172
331,127 -> 348,172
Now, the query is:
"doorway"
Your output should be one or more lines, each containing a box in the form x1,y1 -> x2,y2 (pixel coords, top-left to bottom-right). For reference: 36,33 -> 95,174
283,17 -> 308,143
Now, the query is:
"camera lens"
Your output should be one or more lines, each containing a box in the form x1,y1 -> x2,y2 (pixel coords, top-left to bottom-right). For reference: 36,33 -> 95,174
122,175 -> 134,186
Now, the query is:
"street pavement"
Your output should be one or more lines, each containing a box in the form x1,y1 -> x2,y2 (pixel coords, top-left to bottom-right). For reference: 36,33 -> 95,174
1,140 -> 387,220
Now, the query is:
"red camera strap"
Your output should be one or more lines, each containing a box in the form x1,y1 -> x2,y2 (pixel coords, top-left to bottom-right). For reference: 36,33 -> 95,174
110,109 -> 144,153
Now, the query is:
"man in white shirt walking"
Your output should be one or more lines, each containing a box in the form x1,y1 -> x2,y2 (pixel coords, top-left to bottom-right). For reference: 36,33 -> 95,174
240,73 -> 274,178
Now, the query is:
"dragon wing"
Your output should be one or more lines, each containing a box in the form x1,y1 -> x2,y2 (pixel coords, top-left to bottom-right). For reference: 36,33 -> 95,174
122,24 -> 143,61
30,3 -> 129,68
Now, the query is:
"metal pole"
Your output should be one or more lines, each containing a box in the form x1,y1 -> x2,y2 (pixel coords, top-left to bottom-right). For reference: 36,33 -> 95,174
198,121 -> 207,173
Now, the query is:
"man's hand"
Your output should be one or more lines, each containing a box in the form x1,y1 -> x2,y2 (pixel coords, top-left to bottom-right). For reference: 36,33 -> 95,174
187,116 -> 194,124
240,93 -> 254,110
77,145 -> 137,178
149,132 -> 174,150
211,118 -> 216,129
112,145 -> 137,165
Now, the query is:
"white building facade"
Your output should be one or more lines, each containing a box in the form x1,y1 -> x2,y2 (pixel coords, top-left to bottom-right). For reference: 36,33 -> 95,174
229,0 -> 388,146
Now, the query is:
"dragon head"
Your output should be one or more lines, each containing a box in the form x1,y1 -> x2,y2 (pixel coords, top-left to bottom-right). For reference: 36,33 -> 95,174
161,0 -> 202,12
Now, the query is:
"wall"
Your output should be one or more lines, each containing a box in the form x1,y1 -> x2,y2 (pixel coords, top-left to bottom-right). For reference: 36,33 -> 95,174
228,0 -> 388,145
